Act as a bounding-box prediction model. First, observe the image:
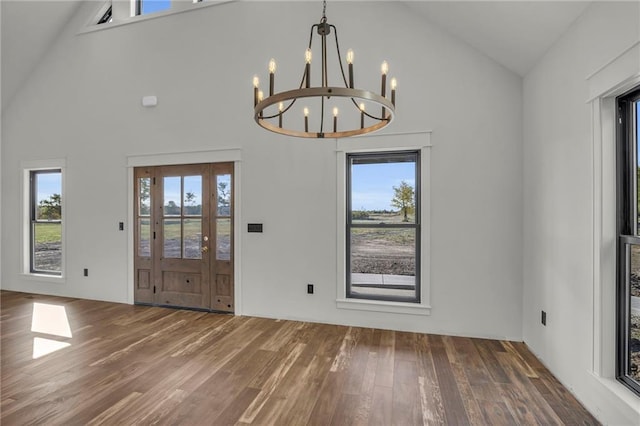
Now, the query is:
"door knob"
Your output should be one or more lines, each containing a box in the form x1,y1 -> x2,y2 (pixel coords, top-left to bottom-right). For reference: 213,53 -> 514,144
203,236 -> 209,242
202,246 -> 209,253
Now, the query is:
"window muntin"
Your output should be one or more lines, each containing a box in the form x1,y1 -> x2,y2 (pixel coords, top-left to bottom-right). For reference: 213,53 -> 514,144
30,170 -> 62,275
346,151 -> 420,303
617,87 -> 640,395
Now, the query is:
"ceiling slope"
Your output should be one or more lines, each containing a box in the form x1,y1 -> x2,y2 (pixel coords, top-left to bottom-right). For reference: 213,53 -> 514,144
1,0 -> 84,111
403,1 -> 591,77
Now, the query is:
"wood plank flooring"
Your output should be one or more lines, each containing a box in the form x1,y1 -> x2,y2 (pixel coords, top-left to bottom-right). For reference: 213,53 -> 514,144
1,290 -> 599,425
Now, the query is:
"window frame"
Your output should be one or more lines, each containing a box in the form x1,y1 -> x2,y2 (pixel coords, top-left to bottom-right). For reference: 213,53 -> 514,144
22,160 -> 66,281
345,150 -> 421,303
616,85 -> 640,396
335,133 -> 431,316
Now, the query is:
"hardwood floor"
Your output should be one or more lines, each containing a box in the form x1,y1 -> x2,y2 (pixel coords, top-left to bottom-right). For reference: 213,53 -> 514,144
1,290 -> 598,425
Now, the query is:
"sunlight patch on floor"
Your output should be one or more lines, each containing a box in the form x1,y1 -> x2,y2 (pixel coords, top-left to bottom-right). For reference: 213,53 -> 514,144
31,303 -> 72,338
32,337 -> 71,359
31,302 -> 72,359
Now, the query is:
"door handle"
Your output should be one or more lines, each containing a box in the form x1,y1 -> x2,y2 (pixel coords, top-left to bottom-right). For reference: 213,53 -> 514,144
202,246 -> 209,253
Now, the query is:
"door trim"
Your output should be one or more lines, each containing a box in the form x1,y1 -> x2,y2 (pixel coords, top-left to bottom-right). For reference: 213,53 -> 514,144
126,149 -> 242,314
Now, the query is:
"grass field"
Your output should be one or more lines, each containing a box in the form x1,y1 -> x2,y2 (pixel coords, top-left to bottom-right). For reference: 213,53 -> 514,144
34,223 -> 62,244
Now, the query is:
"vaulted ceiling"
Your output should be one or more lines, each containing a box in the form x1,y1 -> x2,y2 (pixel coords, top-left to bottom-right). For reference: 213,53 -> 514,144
1,0 -> 592,112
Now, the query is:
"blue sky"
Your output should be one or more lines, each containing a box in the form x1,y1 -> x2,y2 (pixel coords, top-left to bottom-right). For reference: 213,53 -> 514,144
36,172 -> 61,202
351,162 -> 415,211
142,0 -> 171,15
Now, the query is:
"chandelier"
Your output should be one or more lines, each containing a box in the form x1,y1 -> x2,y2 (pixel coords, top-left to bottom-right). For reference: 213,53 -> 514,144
252,1 -> 396,138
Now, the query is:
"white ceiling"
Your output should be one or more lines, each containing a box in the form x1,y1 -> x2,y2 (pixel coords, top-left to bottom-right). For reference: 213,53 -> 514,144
402,1 -> 591,76
1,1 -> 592,111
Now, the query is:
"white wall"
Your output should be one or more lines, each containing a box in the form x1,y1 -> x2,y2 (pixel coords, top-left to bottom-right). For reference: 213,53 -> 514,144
523,2 -> 640,424
1,1 -> 523,340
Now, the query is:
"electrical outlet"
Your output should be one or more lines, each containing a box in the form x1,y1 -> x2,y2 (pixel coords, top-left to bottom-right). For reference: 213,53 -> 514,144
84,268 -> 89,277
541,310 -> 546,326
119,222 -> 124,231
307,284 -> 314,294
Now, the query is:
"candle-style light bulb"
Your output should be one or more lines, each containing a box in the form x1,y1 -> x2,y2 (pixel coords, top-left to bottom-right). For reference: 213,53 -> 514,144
305,48 -> 312,88
304,107 -> 309,132
347,49 -> 354,88
391,77 -> 397,106
258,90 -> 264,118
304,107 -> 309,117
333,107 -> 339,117
278,102 -> 284,128
381,61 -> 389,75
279,102 -> 284,112
333,107 -> 338,133
380,61 -> 388,103
268,59 -> 276,96
253,75 -> 259,106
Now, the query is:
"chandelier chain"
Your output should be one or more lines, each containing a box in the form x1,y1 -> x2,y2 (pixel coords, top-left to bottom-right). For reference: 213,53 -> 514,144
322,0 -> 327,21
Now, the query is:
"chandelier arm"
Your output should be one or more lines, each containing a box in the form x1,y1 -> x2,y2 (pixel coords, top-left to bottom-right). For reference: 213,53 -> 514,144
260,98 -> 298,120
330,24 -> 350,88
348,97 -> 390,121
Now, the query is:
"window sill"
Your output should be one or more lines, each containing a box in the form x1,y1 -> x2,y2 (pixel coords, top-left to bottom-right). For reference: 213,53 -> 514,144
336,298 -> 431,316
20,274 -> 65,284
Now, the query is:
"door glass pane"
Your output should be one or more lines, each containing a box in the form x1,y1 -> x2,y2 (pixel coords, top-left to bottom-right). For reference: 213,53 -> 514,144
350,154 -> 416,224
217,174 -> 231,216
183,219 -> 202,259
163,176 -> 181,216
163,219 -> 181,258
139,177 -> 151,216
33,222 -> 62,272
216,218 -> 231,260
183,176 -> 202,216
139,218 -> 151,257
350,227 -> 416,300
629,244 -> 640,382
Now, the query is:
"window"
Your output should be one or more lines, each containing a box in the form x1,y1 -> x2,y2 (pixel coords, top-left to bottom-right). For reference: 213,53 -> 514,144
346,151 -> 420,303
30,170 -> 63,275
97,6 -> 112,24
617,86 -> 640,395
136,0 -> 171,16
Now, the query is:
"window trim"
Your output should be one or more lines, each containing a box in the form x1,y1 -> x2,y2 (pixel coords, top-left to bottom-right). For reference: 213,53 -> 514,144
21,159 -> 66,281
336,132 -> 431,316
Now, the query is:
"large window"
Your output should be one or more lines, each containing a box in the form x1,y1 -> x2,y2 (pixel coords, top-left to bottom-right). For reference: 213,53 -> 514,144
30,170 -> 63,275
346,151 -> 420,303
617,86 -> 640,395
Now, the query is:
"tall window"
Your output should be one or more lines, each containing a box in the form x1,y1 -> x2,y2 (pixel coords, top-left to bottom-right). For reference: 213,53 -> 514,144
30,170 -> 62,275
617,86 -> 640,395
346,151 -> 420,303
